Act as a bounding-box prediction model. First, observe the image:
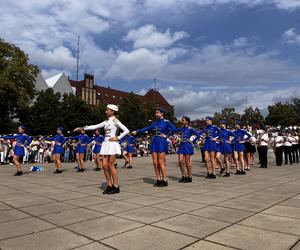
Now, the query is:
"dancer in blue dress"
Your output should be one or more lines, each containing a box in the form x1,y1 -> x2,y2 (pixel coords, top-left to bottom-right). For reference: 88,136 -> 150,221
91,129 -> 104,171
173,116 -> 200,183
119,135 -> 137,169
233,120 -> 251,175
199,117 -> 221,179
3,126 -> 31,176
132,107 -> 176,187
216,120 -> 237,177
70,128 -> 91,172
45,127 -> 66,174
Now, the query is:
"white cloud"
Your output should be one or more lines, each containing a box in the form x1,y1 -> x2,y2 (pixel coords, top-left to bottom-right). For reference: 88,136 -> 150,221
125,25 -> 188,49
282,28 -> 300,45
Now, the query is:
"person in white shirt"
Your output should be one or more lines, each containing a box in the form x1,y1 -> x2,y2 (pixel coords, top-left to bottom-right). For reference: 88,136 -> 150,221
283,131 -> 293,165
82,104 -> 129,195
291,131 -> 299,164
271,131 -> 284,166
257,127 -> 269,168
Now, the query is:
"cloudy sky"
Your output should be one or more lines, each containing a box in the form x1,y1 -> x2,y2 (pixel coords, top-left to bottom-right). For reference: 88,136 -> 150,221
1,0 -> 300,119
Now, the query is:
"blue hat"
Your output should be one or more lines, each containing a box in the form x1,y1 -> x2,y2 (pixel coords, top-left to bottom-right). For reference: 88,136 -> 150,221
157,107 -> 166,113
236,120 -> 242,125
19,125 -> 26,130
57,127 -> 64,131
206,116 -> 213,121
220,119 -> 227,124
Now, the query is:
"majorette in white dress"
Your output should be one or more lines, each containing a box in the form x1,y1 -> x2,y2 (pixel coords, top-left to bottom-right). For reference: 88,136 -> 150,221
84,116 -> 129,155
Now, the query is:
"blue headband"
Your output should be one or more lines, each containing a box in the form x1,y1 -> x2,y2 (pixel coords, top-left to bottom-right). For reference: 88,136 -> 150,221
220,119 -> 227,124
57,127 -> 64,131
206,116 -> 213,121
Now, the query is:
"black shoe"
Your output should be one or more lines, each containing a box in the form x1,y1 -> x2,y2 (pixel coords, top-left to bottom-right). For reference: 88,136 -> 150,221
224,173 -> 230,177
159,180 -> 168,187
94,167 -> 101,171
235,170 -> 241,175
179,176 -> 186,183
185,177 -> 192,183
14,171 -> 23,176
220,168 -> 225,175
127,165 -> 133,169
53,169 -> 62,174
209,174 -> 216,179
240,170 -> 246,175
124,161 -> 129,167
77,168 -> 85,172
205,173 -> 212,179
107,186 -> 120,194
103,185 -> 113,194
154,180 -> 162,187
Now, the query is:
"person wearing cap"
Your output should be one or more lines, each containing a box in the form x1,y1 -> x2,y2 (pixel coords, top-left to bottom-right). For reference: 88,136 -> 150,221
90,129 -> 104,171
2,126 -> 31,176
119,134 -> 137,169
271,130 -> 284,166
216,120 -> 237,177
291,131 -> 299,164
82,104 -> 129,194
132,107 -> 176,187
45,127 -> 67,174
198,116 -> 221,179
283,130 -> 293,165
69,128 -> 92,172
172,116 -> 200,183
257,126 -> 269,168
232,121 -> 251,175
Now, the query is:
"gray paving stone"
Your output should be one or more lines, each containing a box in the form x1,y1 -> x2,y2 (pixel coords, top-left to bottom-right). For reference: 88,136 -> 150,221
0,209 -> 30,223
63,196 -> 113,207
4,196 -> 54,208
0,228 -> 91,250
43,191 -> 90,201
206,224 -> 299,250
279,198 -> 300,208
41,207 -> 106,226
239,213 -> 300,235
87,200 -> 142,214
117,206 -> 180,224
153,214 -> 229,238
0,203 -> 12,211
217,198 -> 272,212
182,240 -> 236,249
20,202 -> 77,216
66,215 -> 143,240
152,199 -> 208,213
101,225 -> 197,250
0,217 -> 56,240
74,242 -> 114,250
292,241 -> 300,250
125,195 -> 171,206
189,205 -> 254,223
263,205 -> 300,219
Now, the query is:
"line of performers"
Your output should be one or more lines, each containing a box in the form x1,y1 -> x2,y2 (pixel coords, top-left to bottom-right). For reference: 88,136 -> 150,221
1,104 -> 276,195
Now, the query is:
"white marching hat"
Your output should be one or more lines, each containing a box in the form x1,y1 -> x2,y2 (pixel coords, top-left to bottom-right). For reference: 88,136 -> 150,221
107,104 -> 119,112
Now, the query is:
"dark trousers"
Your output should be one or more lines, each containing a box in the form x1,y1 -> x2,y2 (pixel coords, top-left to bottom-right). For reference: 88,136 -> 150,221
258,146 -> 268,167
284,146 -> 293,165
275,146 -> 283,166
292,144 -> 299,163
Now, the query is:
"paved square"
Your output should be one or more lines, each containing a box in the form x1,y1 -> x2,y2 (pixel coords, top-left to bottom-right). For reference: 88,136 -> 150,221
0,152 -> 299,249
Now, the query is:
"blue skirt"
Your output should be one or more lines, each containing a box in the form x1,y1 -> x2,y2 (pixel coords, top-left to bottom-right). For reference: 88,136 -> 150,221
203,140 -> 217,152
93,144 -> 101,154
124,145 -> 135,153
14,145 -> 25,157
77,145 -> 86,154
233,143 -> 246,152
150,136 -> 168,153
220,142 -> 232,154
53,145 -> 64,154
177,142 -> 194,155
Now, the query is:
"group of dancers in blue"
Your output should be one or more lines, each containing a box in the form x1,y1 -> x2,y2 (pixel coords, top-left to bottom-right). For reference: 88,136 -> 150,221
1,106 -> 252,192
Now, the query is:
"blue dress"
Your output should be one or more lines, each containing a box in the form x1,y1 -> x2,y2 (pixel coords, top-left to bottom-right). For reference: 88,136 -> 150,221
174,127 -> 200,155
199,125 -> 221,152
119,135 -> 137,153
218,129 -> 236,154
137,119 -> 176,153
233,129 -> 251,152
92,135 -> 104,154
45,134 -> 66,154
3,133 -> 31,157
69,134 -> 91,154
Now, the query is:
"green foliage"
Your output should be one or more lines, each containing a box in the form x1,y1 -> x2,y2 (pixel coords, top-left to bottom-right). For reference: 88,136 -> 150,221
266,102 -> 299,127
0,38 -> 39,133
213,107 -> 241,127
241,106 -> 265,127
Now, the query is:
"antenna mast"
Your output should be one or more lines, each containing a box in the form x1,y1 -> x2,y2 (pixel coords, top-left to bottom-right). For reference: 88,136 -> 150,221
76,35 -> 80,81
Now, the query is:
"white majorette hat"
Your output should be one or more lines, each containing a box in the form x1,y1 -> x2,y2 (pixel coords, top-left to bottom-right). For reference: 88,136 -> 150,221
107,104 -> 118,112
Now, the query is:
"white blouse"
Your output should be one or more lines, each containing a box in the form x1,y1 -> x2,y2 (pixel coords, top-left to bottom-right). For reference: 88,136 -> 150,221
84,116 -> 129,140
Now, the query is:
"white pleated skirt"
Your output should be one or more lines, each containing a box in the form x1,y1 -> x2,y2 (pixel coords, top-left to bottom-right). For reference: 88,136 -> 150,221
100,140 -> 121,155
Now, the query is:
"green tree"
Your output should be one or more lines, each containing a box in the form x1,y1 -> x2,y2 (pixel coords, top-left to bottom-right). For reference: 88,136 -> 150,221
290,98 -> 300,123
0,38 -> 39,133
213,107 -> 241,127
265,102 -> 298,126
241,106 -> 265,127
